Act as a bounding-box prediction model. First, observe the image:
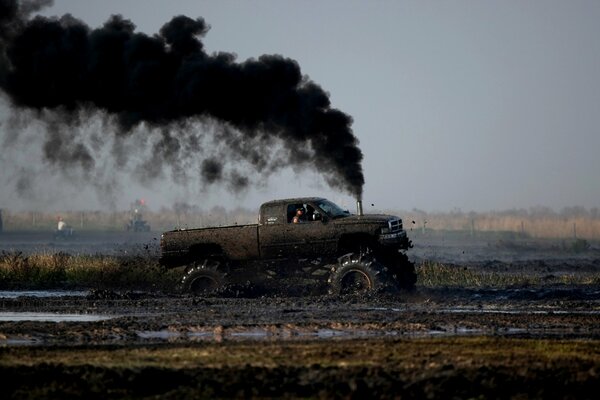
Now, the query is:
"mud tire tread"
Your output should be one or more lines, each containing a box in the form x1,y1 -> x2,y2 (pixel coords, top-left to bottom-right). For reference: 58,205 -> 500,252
180,259 -> 226,295
328,253 -> 397,295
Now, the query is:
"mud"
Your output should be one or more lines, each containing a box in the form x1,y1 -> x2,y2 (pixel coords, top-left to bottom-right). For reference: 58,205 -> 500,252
0,230 -> 160,256
1,231 -> 599,398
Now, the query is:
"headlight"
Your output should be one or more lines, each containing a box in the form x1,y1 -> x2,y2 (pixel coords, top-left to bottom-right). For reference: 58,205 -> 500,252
381,227 -> 390,234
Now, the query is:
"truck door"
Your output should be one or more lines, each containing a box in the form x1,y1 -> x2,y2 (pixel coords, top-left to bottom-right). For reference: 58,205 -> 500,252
260,202 -> 334,259
258,203 -> 288,259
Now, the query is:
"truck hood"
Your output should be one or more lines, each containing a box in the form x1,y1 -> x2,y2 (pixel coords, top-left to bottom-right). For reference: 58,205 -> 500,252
332,214 -> 399,225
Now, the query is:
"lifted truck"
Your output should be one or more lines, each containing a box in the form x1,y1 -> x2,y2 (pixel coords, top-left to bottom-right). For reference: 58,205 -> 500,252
160,197 -> 415,295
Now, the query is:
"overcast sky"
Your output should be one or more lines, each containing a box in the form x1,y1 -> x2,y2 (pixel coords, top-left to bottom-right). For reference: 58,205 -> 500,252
1,0 -> 599,212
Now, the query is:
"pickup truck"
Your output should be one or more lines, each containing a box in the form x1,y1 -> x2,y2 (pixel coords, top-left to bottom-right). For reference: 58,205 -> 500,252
160,197 -> 415,295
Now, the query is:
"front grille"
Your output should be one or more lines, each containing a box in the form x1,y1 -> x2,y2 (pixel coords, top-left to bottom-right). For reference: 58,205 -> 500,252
389,219 -> 402,232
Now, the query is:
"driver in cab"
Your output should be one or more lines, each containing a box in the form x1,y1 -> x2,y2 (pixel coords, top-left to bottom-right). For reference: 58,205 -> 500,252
292,208 -> 305,224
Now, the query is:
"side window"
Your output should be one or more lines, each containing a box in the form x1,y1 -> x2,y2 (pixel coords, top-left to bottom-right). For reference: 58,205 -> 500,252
287,204 -> 303,223
287,203 -> 317,223
261,204 -> 282,225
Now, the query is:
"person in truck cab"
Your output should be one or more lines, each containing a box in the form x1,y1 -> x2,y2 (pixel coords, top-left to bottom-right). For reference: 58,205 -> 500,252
292,208 -> 305,223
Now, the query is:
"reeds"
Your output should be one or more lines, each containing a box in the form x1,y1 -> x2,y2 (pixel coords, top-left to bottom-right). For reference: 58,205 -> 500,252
2,251 -> 598,290
0,251 -> 179,290
401,210 -> 600,240
3,207 -> 600,240
415,261 -> 600,288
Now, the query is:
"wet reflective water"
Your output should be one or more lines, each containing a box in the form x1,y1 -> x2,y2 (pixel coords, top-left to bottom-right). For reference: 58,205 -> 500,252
0,290 -> 89,299
0,312 -> 112,322
133,324 -> 589,343
366,306 -> 600,316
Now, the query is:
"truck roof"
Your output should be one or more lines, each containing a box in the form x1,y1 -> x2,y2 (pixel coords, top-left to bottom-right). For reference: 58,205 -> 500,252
261,197 -> 326,207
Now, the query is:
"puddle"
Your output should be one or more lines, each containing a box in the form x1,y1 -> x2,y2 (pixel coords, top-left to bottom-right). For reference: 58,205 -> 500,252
0,290 -> 89,299
230,329 -> 269,338
137,331 -> 181,340
4,338 -> 40,346
133,327 -> 491,342
366,306 -> 600,316
0,312 -> 113,322
437,308 -> 600,315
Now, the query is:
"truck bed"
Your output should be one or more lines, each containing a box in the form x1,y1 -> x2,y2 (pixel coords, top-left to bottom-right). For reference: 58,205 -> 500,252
160,224 -> 260,267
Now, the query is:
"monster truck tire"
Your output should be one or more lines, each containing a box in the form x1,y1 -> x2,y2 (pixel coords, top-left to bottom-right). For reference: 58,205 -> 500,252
328,254 -> 397,295
180,261 -> 226,295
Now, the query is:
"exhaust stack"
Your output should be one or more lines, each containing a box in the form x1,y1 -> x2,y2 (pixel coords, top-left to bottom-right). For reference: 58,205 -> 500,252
356,199 -> 364,216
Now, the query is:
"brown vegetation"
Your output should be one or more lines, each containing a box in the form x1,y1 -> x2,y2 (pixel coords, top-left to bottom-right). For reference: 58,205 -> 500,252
401,206 -> 600,240
2,205 -> 600,239
0,252 -> 180,290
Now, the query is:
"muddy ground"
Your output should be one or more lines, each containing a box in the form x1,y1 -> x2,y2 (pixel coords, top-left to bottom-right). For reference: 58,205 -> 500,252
0,230 -> 599,398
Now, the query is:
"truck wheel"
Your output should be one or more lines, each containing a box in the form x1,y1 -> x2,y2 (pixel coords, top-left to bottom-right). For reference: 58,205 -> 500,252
328,254 -> 396,295
180,261 -> 226,295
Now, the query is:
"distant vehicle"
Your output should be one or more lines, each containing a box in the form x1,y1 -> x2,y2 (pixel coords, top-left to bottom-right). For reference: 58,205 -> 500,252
54,227 -> 75,240
126,199 -> 151,232
126,218 -> 151,232
160,197 -> 415,296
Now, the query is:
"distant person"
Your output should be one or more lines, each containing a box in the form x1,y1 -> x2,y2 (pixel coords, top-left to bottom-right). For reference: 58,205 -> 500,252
57,216 -> 67,232
56,216 -> 73,237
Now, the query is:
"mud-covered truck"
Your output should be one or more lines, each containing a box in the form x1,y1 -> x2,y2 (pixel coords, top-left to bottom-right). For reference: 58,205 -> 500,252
160,197 -> 415,295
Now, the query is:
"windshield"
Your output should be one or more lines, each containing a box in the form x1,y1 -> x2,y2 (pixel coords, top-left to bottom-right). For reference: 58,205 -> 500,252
315,199 -> 351,219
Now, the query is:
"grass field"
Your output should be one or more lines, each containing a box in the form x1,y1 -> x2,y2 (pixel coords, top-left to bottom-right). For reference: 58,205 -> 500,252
1,251 -> 599,290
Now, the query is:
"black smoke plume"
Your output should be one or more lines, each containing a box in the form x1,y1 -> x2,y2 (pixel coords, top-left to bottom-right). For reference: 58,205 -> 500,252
0,0 -> 364,198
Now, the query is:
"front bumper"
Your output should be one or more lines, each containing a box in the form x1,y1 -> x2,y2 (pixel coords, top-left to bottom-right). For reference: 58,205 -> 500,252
378,230 -> 412,249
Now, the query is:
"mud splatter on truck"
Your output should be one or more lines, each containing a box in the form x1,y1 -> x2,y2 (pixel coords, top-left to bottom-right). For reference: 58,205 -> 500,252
160,197 -> 415,295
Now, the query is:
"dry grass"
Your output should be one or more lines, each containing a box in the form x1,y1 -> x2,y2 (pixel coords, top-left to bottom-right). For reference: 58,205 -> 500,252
415,261 -> 600,288
398,209 -> 600,240
2,251 -> 597,290
416,261 -> 536,287
3,207 -> 600,240
1,337 -> 598,369
0,251 -> 179,290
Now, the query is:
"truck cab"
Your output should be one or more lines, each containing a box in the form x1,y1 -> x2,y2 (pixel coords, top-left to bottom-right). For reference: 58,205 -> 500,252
258,197 -> 411,260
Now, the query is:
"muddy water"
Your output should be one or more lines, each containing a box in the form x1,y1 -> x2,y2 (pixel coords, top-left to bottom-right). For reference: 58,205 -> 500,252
0,284 -> 598,347
0,290 -> 89,299
0,312 -> 112,322
0,230 -> 159,256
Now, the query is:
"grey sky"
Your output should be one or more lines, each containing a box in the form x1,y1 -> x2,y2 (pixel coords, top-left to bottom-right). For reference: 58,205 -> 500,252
2,0 -> 599,212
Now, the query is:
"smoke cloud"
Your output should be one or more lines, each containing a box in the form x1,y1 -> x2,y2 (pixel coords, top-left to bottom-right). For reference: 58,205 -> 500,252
0,0 -> 364,201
